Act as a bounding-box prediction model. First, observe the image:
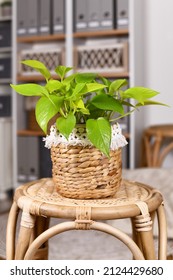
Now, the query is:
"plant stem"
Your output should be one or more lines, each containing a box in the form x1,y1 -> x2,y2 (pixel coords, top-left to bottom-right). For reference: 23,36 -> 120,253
60,108 -> 66,118
109,109 -> 136,122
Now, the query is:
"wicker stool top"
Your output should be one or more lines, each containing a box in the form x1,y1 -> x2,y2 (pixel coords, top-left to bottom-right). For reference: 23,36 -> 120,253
14,178 -> 163,220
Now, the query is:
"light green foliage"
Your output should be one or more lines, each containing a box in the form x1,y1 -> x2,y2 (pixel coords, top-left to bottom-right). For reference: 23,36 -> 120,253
86,118 -> 111,157
11,60 -> 167,156
56,112 -> 76,140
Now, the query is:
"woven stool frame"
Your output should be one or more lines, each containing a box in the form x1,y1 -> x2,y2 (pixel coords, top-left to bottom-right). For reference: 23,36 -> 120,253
51,144 -> 122,199
6,179 -> 167,260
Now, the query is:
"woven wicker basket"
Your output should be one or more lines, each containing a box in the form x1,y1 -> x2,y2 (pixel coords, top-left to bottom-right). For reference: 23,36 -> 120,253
51,144 -> 122,199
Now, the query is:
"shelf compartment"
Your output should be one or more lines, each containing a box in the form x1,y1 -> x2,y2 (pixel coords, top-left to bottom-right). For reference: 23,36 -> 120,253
18,46 -> 64,78
74,41 -> 129,75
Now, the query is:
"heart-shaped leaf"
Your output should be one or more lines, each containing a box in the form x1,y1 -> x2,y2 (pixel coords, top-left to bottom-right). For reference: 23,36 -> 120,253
55,66 -> 73,80
11,83 -> 48,96
109,79 -> 128,95
75,73 -> 97,83
123,87 -> 159,104
90,93 -> 124,114
85,83 -> 107,93
46,80 -> 62,93
21,60 -> 51,81
86,118 -> 111,157
36,95 -> 64,134
56,112 -> 76,139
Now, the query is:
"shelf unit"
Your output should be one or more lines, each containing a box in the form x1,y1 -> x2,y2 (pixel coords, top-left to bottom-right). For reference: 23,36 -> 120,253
12,0 -> 145,188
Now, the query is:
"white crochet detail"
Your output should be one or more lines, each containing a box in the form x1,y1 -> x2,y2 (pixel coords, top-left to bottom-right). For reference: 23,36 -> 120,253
43,123 -> 128,150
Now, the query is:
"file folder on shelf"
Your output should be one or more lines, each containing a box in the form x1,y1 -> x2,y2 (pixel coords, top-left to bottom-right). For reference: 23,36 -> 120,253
116,0 -> 129,29
0,95 -> 11,117
52,0 -> 65,34
27,0 -> 39,36
17,0 -> 28,36
74,0 -> 88,32
100,0 -> 116,30
0,55 -> 11,79
0,21 -> 11,47
39,0 -> 52,35
87,0 -> 100,31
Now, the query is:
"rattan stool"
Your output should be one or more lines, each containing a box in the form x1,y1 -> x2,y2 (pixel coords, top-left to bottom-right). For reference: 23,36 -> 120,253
142,124 -> 173,167
6,178 -> 167,260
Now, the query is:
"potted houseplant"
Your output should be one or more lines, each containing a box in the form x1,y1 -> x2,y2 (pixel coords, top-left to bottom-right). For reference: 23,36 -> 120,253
11,60 -> 166,199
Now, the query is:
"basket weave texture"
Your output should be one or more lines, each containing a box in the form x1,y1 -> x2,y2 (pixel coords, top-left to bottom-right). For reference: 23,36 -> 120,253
51,144 -> 122,199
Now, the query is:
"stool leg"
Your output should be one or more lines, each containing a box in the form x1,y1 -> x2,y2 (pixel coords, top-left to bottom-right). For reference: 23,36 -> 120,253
157,203 -> 167,260
134,214 -> 156,260
131,219 -> 143,255
131,212 -> 155,259
6,201 -> 19,260
30,216 -> 50,260
15,211 -> 36,260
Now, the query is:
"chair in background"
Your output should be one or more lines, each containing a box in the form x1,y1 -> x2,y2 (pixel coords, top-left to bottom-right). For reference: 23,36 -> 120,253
141,124 -> 173,167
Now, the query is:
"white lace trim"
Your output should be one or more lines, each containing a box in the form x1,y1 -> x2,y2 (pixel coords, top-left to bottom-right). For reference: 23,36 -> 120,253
43,123 -> 128,150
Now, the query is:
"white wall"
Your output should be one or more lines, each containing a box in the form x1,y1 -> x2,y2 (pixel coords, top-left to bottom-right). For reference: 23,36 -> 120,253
143,0 -> 173,127
132,0 -> 173,167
